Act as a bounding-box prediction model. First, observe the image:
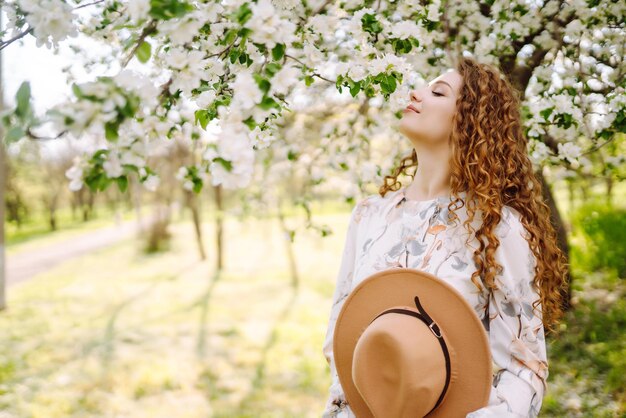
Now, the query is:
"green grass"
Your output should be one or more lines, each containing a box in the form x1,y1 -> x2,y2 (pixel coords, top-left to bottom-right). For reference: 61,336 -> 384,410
0,212 -> 351,417
1,181 -> 625,417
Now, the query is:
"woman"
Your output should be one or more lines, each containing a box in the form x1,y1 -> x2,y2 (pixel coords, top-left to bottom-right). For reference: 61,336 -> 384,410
322,56 -> 568,418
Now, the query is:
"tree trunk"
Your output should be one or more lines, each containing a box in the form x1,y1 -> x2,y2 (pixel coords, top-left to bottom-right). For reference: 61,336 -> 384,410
0,138 -> 5,311
213,184 -> 224,272
131,175 -> 144,234
47,194 -> 59,231
606,175 -> 613,206
538,170 -> 572,312
567,178 -> 575,217
185,190 -> 206,260
580,178 -> 589,202
49,209 -> 57,231
276,199 -> 300,290
0,11 -> 6,310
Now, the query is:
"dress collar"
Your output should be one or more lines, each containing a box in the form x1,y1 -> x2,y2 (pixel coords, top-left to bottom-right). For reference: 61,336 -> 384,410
394,187 -> 468,207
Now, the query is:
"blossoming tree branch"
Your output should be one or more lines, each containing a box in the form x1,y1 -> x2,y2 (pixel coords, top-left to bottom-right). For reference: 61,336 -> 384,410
1,0 -> 624,198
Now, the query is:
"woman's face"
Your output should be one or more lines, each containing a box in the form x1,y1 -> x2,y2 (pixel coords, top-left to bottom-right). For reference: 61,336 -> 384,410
399,70 -> 463,147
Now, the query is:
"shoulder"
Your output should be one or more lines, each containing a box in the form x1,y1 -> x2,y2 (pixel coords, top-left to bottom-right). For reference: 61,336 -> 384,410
351,188 -> 401,224
354,190 -> 400,217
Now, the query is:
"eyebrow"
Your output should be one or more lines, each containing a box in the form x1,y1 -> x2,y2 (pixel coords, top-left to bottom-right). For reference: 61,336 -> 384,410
428,80 -> 454,92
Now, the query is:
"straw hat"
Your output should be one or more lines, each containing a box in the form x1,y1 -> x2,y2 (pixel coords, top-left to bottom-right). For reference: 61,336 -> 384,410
333,268 -> 492,417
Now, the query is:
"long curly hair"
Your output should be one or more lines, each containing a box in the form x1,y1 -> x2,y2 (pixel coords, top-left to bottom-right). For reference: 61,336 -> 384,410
378,56 -> 568,333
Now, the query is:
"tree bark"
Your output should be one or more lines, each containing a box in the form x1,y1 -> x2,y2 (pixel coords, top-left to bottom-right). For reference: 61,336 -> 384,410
606,175 -> 613,205
539,170 -> 572,312
213,184 -> 224,272
277,198 -> 300,290
185,190 -> 206,260
0,9 -> 6,310
0,131 -> 6,311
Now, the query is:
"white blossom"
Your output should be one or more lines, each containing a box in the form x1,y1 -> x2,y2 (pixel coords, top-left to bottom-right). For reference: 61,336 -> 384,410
128,0 -> 150,22
557,142 -> 582,163
143,174 -> 160,192
18,0 -> 77,48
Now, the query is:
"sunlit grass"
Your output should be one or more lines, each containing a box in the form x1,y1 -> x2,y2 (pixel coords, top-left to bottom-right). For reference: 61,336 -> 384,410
0,210 -> 351,417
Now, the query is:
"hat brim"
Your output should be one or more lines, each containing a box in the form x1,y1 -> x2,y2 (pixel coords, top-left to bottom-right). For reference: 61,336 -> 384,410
333,268 -> 492,417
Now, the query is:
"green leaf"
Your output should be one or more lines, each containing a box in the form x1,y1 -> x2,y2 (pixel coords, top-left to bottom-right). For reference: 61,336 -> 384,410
116,175 -> 129,193
214,157 -> 233,172
243,116 -> 257,130
228,47 -> 241,64
265,62 -> 282,78
85,171 -> 111,192
272,43 -> 285,61
540,107 -> 554,120
5,126 -> 26,143
379,73 -> 397,94
15,82 -> 31,119
224,28 -> 238,46
361,13 -> 383,35
136,41 -> 152,63
149,0 -> 193,20
90,149 -> 109,163
349,81 -> 361,97
238,52 -> 250,65
72,83 -> 83,99
304,75 -> 314,86
105,121 -> 120,141
234,2 -> 253,24
258,96 -> 279,110
253,74 -> 271,95
192,179 -> 203,193
195,109 -> 209,129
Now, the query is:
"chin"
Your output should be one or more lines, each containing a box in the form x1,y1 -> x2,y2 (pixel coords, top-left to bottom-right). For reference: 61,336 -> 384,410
399,121 -> 423,141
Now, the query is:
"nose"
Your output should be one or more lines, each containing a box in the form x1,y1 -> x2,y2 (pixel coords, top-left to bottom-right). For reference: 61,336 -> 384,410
410,89 -> 422,103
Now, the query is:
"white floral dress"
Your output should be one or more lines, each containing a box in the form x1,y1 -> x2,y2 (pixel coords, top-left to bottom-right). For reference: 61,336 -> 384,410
322,187 -> 548,418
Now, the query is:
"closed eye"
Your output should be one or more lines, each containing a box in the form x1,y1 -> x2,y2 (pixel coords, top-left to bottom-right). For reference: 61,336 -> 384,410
432,91 -> 444,97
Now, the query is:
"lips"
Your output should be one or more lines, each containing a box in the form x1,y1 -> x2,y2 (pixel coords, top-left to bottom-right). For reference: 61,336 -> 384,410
405,104 -> 420,114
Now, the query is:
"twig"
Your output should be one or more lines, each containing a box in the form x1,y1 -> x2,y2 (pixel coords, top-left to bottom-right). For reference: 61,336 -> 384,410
121,19 -> 158,68
284,54 -> 335,83
0,27 -> 33,50
26,128 -> 68,141
74,0 -> 105,10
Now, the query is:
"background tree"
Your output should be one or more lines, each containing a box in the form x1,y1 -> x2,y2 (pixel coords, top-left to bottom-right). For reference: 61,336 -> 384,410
0,0 -> 624,310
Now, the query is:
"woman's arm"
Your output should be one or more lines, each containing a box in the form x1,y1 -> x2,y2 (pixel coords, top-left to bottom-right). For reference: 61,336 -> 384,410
322,203 -> 360,418
467,209 -> 549,418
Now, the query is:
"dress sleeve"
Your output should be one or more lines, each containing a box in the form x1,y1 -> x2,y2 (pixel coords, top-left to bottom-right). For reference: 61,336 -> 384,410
321,203 -> 360,418
466,209 -> 549,418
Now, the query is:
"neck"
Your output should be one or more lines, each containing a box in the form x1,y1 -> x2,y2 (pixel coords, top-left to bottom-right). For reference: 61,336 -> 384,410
405,147 -> 451,200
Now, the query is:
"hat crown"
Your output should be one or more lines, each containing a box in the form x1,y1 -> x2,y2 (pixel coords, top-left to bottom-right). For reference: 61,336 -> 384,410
333,268 -> 492,418
352,309 -> 448,417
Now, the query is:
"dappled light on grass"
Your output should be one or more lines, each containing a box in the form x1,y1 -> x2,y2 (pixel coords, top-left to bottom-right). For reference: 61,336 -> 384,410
2,200 -> 624,416
0,212 -> 349,417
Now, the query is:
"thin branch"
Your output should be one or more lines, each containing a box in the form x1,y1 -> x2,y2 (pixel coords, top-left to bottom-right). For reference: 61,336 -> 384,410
311,0 -> 333,17
207,41 -> 237,59
581,135 -> 616,156
0,27 -> 33,51
121,19 -> 157,68
74,0 -> 104,10
284,54 -> 335,83
0,0 -> 103,50
26,128 -> 68,141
